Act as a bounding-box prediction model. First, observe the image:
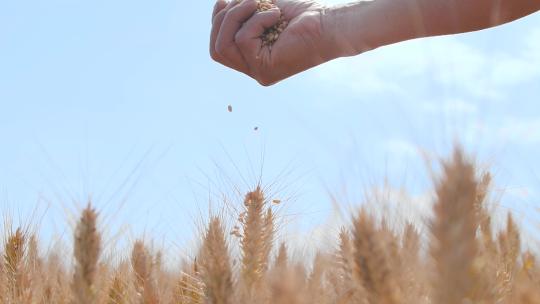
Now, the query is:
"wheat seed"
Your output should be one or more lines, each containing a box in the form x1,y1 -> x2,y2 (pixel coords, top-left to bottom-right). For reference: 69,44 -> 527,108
256,0 -> 288,49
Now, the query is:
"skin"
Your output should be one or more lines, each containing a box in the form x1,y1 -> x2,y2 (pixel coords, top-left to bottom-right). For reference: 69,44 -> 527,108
210,0 -> 540,86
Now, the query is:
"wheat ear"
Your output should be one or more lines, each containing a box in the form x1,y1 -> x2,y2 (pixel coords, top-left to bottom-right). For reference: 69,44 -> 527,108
4,227 -> 30,303
352,209 -> 397,304
131,240 -> 158,304
175,259 -> 203,304
200,217 -> 233,304
72,204 -> 101,304
430,149 -> 479,304
274,242 -> 288,270
107,274 -> 127,304
240,186 -> 266,289
496,213 -> 521,300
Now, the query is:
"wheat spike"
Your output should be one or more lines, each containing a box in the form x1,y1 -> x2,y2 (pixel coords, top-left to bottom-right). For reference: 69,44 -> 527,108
275,242 -> 288,270
240,186 -> 266,289
501,213 -> 521,274
4,146 -> 540,304
24,234 -> 41,303
495,213 -> 521,300
379,218 -> 401,279
72,204 -> 101,304
476,172 -> 496,255
337,228 -> 353,282
4,227 -> 30,303
352,209 -> 398,304
174,260 -> 203,304
200,217 -> 233,304
430,149 -> 479,304
401,223 -> 420,263
400,223 -> 426,303
307,253 -> 330,302
269,263 -> 306,304
334,228 -> 363,303
261,208 -> 274,273
44,250 -> 71,304
107,274 -> 127,304
131,240 -> 158,304
0,254 -> 4,304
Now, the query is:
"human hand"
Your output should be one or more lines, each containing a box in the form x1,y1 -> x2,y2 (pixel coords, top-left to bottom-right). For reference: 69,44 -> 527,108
210,0 -> 339,86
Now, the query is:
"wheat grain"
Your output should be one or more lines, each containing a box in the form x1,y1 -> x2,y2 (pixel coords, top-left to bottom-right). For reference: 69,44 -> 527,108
256,0 -> 288,49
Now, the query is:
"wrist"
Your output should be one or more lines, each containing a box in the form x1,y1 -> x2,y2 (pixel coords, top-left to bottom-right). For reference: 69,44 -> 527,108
321,0 -> 423,58
320,3 -> 374,59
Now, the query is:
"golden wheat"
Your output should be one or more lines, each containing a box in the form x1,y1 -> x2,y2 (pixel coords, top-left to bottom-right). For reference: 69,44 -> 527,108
256,0 -> 288,49
1,148 -> 539,304
3,227 -> 31,303
200,217 -> 233,304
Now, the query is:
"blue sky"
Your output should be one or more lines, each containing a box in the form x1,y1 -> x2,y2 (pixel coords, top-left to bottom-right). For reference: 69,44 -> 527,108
1,0 -> 540,252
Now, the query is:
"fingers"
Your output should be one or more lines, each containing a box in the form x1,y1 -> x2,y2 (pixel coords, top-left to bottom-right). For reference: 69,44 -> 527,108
235,8 -> 281,58
214,0 -> 239,25
214,0 -> 259,72
210,0 -> 240,65
211,0 -> 228,24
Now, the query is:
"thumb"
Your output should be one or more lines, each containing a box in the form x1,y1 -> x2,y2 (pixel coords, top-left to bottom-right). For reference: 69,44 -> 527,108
235,8 -> 281,58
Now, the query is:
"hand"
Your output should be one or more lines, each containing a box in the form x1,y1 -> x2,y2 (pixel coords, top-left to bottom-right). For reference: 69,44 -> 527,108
210,0 -> 338,86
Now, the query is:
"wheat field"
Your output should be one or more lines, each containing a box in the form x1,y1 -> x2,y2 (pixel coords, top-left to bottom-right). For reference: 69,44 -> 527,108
1,148 -> 539,304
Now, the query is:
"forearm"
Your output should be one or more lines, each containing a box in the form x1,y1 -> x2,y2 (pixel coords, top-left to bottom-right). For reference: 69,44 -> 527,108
414,0 -> 540,35
322,0 -> 540,57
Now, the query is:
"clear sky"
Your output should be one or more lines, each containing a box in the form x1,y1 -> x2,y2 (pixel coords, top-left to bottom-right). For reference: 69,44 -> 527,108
1,0 -> 540,253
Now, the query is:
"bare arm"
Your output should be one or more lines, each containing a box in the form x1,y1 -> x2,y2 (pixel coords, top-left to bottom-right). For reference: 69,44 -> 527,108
324,0 -> 540,57
210,0 -> 540,85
